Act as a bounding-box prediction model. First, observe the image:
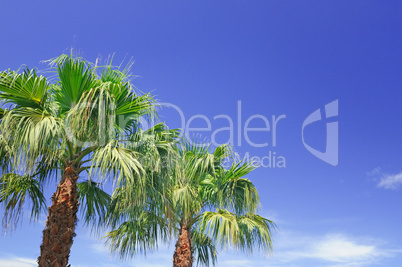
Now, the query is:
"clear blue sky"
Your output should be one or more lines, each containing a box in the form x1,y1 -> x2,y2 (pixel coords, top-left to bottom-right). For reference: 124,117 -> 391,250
1,1 -> 402,266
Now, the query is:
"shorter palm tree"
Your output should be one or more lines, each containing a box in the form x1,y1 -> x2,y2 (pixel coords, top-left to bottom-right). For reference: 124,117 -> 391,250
170,143 -> 276,267
105,141 -> 276,267
103,123 -> 178,258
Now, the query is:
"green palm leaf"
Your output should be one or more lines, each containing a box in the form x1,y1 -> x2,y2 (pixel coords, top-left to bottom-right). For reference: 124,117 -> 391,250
0,68 -> 49,109
53,55 -> 97,114
192,228 -> 217,267
197,210 -> 276,254
89,142 -> 145,194
0,107 -> 65,170
77,180 -> 111,226
0,173 -> 46,229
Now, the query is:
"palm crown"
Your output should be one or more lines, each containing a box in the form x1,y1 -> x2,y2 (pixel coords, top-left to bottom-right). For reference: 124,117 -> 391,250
0,54 -> 174,266
105,141 -> 276,267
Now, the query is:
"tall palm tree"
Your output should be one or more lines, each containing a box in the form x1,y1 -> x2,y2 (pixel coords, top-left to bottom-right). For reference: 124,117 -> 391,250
0,55 -> 166,267
105,141 -> 276,267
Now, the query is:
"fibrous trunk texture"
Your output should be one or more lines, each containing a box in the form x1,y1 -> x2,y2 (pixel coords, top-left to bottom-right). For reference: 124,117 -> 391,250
173,224 -> 193,267
38,165 -> 79,267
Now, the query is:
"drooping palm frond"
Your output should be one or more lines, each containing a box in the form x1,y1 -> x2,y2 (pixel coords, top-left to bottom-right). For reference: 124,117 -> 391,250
197,209 -> 240,248
89,142 -> 145,197
219,161 -> 260,214
192,228 -> 217,267
77,180 -> 111,226
197,210 -> 275,254
0,132 -> 12,175
105,173 -> 170,229
0,173 -> 46,229
105,212 -> 166,259
235,214 -> 276,254
0,107 -> 65,171
105,185 -> 170,259
172,183 -> 201,220
221,177 -> 259,214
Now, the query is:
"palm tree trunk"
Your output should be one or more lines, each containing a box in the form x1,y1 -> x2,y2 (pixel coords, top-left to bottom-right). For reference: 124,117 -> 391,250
38,165 -> 79,267
173,223 -> 193,267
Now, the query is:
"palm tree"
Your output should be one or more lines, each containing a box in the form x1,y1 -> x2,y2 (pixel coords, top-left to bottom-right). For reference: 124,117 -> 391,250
0,54 -> 167,266
105,141 -> 276,267
170,143 -> 276,267
104,122 -> 178,258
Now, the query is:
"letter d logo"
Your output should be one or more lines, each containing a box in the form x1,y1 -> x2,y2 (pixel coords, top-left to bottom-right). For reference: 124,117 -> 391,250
302,100 -> 338,166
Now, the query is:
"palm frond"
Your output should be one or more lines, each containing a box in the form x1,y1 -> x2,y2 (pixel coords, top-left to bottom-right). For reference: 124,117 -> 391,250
96,54 -> 135,85
218,161 -> 260,214
89,142 -> 145,197
0,68 -> 50,109
0,132 -> 12,174
64,79 -> 156,147
53,55 -> 97,114
172,183 -> 201,220
192,228 -> 217,267
197,210 -> 240,249
0,107 -> 65,171
212,144 -> 232,167
0,173 -> 46,230
236,214 -> 276,254
197,210 -> 276,254
104,209 -> 168,259
77,180 -> 111,227
223,161 -> 257,183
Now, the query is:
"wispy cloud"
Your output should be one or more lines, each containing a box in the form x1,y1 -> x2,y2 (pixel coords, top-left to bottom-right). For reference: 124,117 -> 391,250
366,167 -> 402,190
220,259 -> 256,266
0,256 -> 36,267
91,243 -> 109,254
267,231 -> 401,266
377,172 -> 402,190
367,167 -> 381,176
283,234 -> 375,263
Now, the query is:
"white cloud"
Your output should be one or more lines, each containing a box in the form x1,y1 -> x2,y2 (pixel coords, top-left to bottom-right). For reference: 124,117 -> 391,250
0,257 -> 36,267
366,167 -> 402,190
91,243 -> 109,254
377,172 -> 402,190
220,259 -> 255,266
304,234 -> 376,262
87,238 -> 173,267
267,232 -> 401,266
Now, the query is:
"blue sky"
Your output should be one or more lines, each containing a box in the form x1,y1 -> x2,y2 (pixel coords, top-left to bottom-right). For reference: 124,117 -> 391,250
1,1 -> 402,266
